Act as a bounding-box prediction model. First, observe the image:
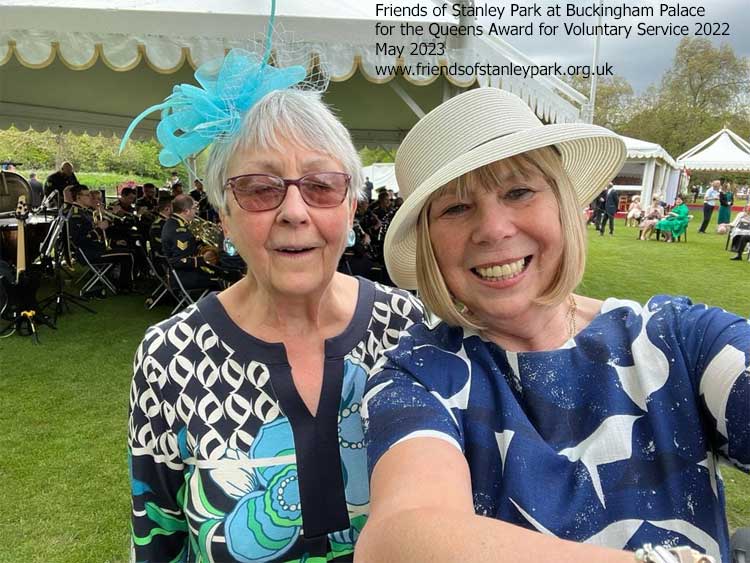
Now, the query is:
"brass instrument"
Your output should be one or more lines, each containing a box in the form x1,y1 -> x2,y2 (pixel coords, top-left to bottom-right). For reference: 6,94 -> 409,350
189,217 -> 223,248
97,206 -> 127,222
93,205 -> 109,249
189,217 -> 223,266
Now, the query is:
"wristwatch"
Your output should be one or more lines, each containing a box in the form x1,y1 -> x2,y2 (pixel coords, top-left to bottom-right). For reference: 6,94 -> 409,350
634,544 -> 715,563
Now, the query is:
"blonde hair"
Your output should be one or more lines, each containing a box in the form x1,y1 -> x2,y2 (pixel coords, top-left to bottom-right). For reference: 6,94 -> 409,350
415,146 -> 587,331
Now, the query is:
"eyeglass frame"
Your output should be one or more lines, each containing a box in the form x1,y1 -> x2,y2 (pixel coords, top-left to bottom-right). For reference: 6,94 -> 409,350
223,171 -> 352,212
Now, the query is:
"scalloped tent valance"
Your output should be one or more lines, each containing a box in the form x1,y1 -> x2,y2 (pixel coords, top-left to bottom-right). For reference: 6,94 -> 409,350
0,0 -> 585,145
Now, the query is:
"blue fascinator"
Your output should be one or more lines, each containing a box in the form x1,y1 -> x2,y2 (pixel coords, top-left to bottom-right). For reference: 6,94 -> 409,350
119,0 -> 316,167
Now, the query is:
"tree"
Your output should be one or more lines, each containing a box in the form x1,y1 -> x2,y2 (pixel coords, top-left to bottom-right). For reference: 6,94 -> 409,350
359,146 -> 396,166
565,74 -> 635,130
663,38 -> 750,115
622,38 -> 750,157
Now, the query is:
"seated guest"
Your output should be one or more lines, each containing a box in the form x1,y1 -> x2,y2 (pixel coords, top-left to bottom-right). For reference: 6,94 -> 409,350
161,194 -> 222,289
358,89 -> 744,563
44,161 -> 78,198
148,196 -> 173,255
625,195 -> 642,226
638,196 -> 664,240
655,195 -> 690,242
67,185 -> 133,292
728,204 -> 750,260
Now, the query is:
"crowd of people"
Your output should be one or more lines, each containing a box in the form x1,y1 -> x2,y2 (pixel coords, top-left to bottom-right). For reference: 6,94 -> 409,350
587,177 -> 748,246
19,162 -> 242,299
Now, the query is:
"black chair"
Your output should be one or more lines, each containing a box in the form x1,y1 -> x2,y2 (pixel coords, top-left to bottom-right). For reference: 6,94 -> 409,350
75,247 -> 117,296
167,262 -> 211,314
144,252 -> 177,309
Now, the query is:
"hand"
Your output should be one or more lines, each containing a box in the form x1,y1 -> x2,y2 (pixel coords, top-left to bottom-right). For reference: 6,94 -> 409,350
96,220 -> 110,230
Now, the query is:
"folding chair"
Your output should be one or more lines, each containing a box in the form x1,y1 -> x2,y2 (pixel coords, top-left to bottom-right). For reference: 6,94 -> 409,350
144,252 -> 177,309
76,248 -> 117,297
168,262 -> 210,314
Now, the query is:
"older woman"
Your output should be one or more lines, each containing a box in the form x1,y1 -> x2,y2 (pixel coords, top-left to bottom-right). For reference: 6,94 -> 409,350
126,51 -> 423,562
357,89 -> 748,563
638,196 -> 664,240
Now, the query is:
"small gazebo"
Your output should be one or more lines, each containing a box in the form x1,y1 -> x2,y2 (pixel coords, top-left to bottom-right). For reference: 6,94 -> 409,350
677,128 -> 750,174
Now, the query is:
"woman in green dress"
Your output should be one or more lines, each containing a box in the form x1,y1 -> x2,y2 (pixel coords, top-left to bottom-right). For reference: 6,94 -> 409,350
656,195 -> 690,242
718,186 -> 733,224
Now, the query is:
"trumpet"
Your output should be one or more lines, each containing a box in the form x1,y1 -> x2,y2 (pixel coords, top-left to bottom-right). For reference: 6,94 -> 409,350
96,205 -> 126,222
92,205 -> 110,249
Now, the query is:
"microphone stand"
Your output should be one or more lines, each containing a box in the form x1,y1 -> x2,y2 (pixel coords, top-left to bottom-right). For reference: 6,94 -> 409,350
38,205 -> 96,324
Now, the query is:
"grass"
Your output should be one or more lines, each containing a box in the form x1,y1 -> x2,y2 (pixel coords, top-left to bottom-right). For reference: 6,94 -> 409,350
1,210 -> 749,562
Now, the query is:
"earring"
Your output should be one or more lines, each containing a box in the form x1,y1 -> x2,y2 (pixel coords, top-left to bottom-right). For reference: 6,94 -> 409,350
223,237 -> 237,256
346,228 -> 356,248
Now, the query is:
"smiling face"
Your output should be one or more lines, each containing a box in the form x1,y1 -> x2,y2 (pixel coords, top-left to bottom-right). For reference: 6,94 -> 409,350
426,157 -> 564,328
222,139 -> 356,298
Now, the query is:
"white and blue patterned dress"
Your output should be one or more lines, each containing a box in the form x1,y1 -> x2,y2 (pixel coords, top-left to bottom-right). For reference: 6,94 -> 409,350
128,278 -> 423,563
363,295 -> 750,562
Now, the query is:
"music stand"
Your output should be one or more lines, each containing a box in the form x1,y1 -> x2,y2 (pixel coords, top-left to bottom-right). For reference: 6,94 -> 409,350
38,204 -> 96,324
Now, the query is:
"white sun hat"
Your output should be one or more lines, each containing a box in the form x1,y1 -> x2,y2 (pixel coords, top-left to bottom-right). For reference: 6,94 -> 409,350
384,87 -> 627,290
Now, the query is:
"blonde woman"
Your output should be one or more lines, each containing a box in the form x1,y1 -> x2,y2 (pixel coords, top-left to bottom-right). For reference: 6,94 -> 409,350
626,195 -> 642,227
356,89 -> 747,563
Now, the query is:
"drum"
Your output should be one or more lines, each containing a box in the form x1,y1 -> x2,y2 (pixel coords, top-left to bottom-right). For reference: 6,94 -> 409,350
0,214 -> 54,266
0,170 -> 31,213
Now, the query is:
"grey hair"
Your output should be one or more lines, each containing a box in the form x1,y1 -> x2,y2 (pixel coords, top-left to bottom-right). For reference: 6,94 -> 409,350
204,89 -> 363,213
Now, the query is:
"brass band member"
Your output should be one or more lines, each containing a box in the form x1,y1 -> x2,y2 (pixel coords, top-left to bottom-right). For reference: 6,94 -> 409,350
148,196 -> 173,255
136,183 -> 158,211
68,185 -> 134,293
161,194 -> 222,289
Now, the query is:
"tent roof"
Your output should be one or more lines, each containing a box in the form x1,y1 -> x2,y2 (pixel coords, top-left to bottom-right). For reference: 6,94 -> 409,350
620,135 -> 677,168
677,128 -> 750,172
0,0 -> 585,142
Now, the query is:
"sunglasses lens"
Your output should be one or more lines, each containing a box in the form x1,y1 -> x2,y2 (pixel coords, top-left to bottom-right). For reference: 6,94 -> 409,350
300,173 -> 349,207
232,175 -> 286,211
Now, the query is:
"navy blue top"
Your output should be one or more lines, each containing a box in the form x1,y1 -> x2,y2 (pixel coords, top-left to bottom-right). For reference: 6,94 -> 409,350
364,295 -> 750,562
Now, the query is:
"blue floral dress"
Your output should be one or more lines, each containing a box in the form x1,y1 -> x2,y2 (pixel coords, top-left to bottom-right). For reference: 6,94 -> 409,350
364,296 -> 750,563
128,279 -> 423,562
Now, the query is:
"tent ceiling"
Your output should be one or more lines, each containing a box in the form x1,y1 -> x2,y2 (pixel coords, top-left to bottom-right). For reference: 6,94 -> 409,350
0,0 -> 585,144
0,55 -> 446,147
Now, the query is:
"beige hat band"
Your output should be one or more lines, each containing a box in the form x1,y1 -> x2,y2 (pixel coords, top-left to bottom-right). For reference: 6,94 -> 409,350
396,92 -> 542,198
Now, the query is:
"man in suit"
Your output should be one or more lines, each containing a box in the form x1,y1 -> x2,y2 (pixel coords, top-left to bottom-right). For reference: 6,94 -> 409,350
599,183 -> 619,236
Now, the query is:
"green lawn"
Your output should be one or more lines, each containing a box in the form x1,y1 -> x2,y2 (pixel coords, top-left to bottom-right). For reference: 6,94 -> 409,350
1,211 -> 749,562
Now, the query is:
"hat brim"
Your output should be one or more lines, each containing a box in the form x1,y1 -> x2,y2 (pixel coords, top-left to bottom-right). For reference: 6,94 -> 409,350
384,123 -> 627,290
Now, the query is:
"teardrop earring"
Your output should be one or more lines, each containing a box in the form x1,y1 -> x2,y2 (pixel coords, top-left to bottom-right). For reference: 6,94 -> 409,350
346,228 -> 356,248
223,237 -> 237,256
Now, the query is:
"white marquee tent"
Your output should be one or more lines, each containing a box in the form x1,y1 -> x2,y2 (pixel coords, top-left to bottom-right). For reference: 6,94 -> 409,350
0,0 -> 586,148
616,135 -> 679,204
677,128 -> 750,173
362,163 -> 397,198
